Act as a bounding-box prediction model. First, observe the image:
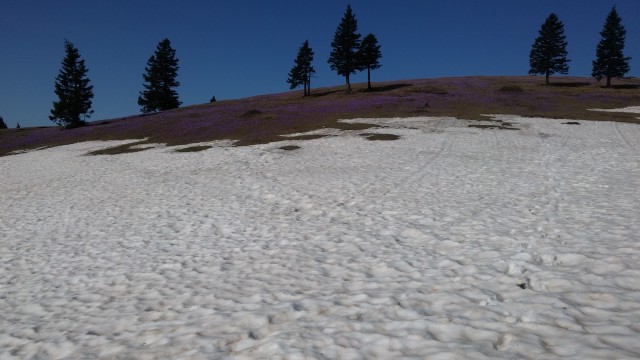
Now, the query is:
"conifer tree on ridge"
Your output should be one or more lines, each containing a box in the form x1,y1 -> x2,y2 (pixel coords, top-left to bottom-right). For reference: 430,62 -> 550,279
49,40 -> 94,129
138,38 -> 181,112
592,6 -> 631,87
0,116 -> 7,129
358,33 -> 382,90
328,5 -> 364,94
287,40 -> 315,96
528,13 -> 570,85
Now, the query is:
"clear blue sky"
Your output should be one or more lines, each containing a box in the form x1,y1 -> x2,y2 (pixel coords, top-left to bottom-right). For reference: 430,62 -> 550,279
1,0 -> 639,128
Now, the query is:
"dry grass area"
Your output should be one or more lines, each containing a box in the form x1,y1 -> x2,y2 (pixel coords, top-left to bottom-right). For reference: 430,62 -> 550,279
1,76 -> 639,156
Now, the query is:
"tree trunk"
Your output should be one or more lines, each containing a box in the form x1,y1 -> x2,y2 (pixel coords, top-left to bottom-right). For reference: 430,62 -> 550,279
367,66 -> 372,90
307,74 -> 311,96
346,73 -> 351,94
606,76 -> 611,88
545,71 -> 550,85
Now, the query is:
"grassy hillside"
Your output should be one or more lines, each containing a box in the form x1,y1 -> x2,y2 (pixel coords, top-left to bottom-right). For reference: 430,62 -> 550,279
1,76 -> 639,156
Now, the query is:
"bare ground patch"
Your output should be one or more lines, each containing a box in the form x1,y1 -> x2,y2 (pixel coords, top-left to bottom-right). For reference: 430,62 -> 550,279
360,133 -> 401,141
280,145 -> 301,151
175,145 -> 213,153
86,141 -> 156,155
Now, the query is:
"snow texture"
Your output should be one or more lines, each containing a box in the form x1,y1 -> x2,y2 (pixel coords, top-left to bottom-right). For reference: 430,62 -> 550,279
1,116 -> 640,359
589,105 -> 640,114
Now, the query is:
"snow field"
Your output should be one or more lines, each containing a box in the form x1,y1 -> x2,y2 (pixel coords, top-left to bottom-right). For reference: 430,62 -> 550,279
1,116 -> 640,359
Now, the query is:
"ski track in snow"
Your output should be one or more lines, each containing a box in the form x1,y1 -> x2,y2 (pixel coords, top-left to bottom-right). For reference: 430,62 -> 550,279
1,116 -> 640,359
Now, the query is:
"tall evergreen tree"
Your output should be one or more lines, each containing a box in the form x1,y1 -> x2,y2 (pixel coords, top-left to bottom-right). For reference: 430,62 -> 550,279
0,116 -> 7,129
358,33 -> 382,90
328,5 -> 363,93
592,6 -> 631,87
49,40 -> 94,128
287,40 -> 315,96
528,13 -> 570,85
138,38 -> 181,112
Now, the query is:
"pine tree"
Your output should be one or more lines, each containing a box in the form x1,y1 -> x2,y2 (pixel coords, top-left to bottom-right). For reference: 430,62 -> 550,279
328,5 -> 363,93
592,6 -> 631,87
528,13 -> 570,85
138,38 -> 181,112
358,33 -> 382,90
287,40 -> 315,96
49,40 -> 94,128
0,116 -> 7,129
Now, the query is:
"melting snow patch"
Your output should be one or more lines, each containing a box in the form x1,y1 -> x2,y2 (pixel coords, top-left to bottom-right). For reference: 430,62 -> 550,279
588,106 -> 640,114
1,117 -> 640,358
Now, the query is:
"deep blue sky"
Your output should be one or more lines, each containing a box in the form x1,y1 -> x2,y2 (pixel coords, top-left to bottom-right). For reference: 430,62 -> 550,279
2,1 -> 639,128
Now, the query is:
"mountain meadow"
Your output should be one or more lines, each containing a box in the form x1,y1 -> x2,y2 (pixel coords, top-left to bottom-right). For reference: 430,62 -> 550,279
2,76 -> 640,157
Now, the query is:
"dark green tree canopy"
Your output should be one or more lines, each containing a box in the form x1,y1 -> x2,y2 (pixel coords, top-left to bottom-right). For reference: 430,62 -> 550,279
528,13 -> 569,85
328,5 -> 363,93
287,40 -> 315,96
358,33 -> 382,90
592,6 -> 631,87
0,116 -> 7,129
49,40 -> 94,128
138,38 -> 181,113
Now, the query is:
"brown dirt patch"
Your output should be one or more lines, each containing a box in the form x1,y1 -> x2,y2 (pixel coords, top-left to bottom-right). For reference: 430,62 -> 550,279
280,145 -> 301,151
87,141 -> 155,155
175,145 -> 213,153
361,133 -> 401,141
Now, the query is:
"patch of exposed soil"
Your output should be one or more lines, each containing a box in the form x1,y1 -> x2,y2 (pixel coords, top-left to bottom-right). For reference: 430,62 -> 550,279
175,145 -> 213,153
87,142 -> 155,156
360,133 -> 401,141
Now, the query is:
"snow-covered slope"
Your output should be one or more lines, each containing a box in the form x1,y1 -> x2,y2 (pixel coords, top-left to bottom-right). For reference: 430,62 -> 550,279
1,116 -> 639,359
